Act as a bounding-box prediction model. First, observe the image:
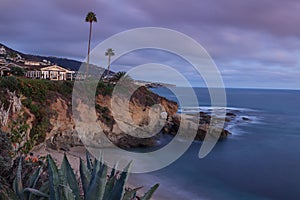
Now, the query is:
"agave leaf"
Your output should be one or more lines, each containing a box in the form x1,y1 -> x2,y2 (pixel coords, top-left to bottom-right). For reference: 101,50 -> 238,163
122,186 -> 142,200
28,167 -> 41,200
110,161 -> 132,200
23,188 -> 49,198
99,151 -> 103,167
13,156 -> 24,200
28,167 -> 41,188
86,151 -> 93,172
104,162 -> 119,199
91,158 -> 100,179
102,175 -> 116,200
110,162 -> 118,178
61,154 -> 82,200
38,180 -> 49,195
80,158 -> 91,196
86,163 -> 108,200
47,154 -> 61,200
140,184 -> 159,200
29,167 -> 42,188
60,184 -> 76,200
89,152 -> 104,182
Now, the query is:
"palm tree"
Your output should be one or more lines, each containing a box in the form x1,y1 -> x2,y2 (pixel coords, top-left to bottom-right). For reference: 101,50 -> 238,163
105,48 -> 115,78
85,12 -> 97,76
111,71 -> 126,82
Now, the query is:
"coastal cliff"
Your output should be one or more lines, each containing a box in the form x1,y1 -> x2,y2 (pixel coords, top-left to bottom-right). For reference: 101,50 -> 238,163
0,77 -> 179,152
0,77 -> 233,154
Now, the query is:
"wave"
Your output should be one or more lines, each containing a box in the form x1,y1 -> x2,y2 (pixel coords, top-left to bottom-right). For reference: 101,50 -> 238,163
177,106 -> 263,136
178,106 -> 258,113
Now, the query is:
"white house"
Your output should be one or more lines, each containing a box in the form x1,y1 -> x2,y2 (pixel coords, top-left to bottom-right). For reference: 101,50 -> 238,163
25,64 -> 75,81
24,60 -> 40,66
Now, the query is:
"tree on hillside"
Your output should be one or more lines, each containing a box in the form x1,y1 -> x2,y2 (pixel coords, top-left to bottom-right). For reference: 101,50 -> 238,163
111,71 -> 126,82
10,66 -> 25,76
85,11 -> 97,76
110,71 -> 133,85
105,48 -> 115,77
10,52 -> 17,61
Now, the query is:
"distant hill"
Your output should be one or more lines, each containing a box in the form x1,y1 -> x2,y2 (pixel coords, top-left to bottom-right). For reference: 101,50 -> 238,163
0,43 -> 90,71
35,56 -> 82,71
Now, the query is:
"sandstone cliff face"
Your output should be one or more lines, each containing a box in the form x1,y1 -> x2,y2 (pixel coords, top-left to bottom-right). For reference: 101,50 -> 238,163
45,97 -> 81,150
41,86 -> 177,150
73,86 -> 179,149
0,76 -> 179,150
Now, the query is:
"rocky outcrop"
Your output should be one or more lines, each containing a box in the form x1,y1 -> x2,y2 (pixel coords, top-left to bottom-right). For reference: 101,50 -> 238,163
73,86 -> 178,149
45,97 -> 81,151
163,112 -> 231,141
44,86 -> 178,150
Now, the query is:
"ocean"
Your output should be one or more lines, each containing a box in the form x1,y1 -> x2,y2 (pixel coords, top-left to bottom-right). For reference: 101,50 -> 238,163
128,88 -> 300,200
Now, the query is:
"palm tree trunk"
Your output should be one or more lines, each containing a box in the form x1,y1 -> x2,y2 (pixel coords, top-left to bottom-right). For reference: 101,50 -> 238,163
107,55 -> 111,77
86,22 -> 92,76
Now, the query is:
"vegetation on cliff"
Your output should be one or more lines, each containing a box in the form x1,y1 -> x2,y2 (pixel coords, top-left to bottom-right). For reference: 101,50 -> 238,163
0,76 -> 178,153
0,77 -> 114,149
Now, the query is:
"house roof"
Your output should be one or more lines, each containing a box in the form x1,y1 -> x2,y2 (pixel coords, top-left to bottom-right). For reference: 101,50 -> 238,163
41,65 -> 74,73
24,60 -> 40,63
4,63 -> 24,69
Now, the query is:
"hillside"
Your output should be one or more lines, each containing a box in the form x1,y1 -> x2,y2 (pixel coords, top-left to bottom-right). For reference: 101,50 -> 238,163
0,42 -> 97,71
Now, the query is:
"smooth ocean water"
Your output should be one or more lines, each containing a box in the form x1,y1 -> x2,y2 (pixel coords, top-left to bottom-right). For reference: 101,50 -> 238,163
128,88 -> 300,200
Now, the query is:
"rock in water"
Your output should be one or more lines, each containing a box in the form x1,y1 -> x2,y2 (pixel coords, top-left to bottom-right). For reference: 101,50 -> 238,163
242,117 -> 250,121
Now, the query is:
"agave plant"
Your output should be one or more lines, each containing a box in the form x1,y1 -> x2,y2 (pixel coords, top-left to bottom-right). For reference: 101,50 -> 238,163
13,157 -> 49,200
14,152 -> 159,200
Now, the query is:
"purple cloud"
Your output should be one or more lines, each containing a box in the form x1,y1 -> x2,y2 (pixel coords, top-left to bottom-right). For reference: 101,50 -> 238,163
0,0 -> 299,89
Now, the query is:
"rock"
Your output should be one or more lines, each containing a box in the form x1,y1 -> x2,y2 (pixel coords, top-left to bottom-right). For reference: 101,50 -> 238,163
116,135 -> 157,149
220,129 -> 231,139
242,117 -> 250,121
226,112 -> 236,117
199,112 -> 211,124
225,117 -> 231,122
162,114 -> 232,141
162,115 -> 180,136
195,128 -> 206,141
47,98 -> 82,150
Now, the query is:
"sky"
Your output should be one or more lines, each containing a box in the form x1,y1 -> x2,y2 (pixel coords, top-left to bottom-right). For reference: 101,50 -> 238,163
1,0 -> 300,89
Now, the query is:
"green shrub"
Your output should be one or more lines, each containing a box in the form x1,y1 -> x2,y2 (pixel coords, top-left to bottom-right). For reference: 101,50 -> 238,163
11,67 -> 25,77
9,116 -> 31,156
